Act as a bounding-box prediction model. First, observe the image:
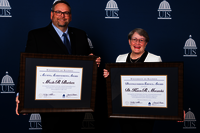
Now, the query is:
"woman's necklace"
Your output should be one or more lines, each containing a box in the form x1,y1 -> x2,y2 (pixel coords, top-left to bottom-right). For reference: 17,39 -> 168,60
129,56 -> 141,63
129,53 -> 143,63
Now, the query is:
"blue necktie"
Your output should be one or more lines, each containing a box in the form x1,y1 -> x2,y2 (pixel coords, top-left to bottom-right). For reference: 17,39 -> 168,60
62,33 -> 71,54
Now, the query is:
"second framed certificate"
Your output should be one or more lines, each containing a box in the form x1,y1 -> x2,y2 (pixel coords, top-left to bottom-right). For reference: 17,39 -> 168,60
121,75 -> 167,108
106,62 -> 183,121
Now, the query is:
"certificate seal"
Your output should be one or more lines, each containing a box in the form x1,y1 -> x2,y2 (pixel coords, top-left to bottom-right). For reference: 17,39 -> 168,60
125,101 -> 129,105
38,93 -> 43,98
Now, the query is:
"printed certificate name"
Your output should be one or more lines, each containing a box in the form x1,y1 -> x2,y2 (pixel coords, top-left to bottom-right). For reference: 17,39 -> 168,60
121,75 -> 167,108
35,66 -> 83,100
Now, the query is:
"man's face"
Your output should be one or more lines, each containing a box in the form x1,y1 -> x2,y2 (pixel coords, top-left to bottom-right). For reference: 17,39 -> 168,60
51,3 -> 72,28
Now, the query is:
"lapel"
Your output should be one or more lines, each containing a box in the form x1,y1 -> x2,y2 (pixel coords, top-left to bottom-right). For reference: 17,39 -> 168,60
47,23 -> 69,54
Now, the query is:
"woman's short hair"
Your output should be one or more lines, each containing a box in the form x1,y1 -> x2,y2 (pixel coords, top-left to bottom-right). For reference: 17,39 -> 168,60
128,28 -> 149,42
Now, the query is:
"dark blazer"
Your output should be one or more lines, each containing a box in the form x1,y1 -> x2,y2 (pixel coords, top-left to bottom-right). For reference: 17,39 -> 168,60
17,23 -> 92,132
25,23 -> 92,55
17,23 -> 92,93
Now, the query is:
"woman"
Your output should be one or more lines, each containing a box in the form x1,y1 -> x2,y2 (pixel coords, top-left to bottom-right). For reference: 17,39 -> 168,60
103,28 -> 162,133
103,28 -> 162,77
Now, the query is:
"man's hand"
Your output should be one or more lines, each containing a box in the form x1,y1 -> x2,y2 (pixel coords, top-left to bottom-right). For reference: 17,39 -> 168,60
96,57 -> 101,67
89,53 -> 101,67
16,96 -> 20,115
16,96 -> 27,115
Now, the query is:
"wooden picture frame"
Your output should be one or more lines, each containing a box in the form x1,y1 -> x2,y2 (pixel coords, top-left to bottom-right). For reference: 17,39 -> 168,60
19,53 -> 97,113
106,62 -> 184,121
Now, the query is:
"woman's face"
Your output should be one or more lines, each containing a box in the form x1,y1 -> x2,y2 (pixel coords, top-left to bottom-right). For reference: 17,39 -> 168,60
129,32 -> 147,55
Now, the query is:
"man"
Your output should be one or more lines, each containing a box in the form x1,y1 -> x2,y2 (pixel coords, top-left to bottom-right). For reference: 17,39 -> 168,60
16,0 -> 100,132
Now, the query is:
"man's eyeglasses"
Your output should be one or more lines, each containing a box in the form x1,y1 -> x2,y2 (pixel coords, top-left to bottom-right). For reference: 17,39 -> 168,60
52,10 -> 71,16
130,38 -> 146,44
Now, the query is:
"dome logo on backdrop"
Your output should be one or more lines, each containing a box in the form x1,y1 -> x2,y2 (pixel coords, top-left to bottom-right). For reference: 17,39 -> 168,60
82,113 -> 95,129
158,0 -> 172,19
183,108 -> 196,129
183,35 -> 197,57
0,0 -> 12,17
0,71 -> 15,93
29,114 -> 42,130
105,0 -> 119,19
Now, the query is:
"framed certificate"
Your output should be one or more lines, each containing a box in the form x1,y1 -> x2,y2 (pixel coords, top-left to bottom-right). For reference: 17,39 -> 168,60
35,66 -> 83,100
121,75 -> 167,108
105,62 -> 183,121
19,53 -> 98,113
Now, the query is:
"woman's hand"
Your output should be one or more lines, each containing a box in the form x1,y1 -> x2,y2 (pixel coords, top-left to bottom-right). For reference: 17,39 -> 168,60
177,110 -> 186,122
103,69 -> 109,78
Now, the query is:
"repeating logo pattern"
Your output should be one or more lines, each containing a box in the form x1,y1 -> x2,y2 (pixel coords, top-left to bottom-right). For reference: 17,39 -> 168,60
0,71 -> 15,93
183,35 -> 197,57
29,114 -> 42,130
82,113 -> 95,129
105,0 -> 119,19
0,0 -> 12,17
158,0 -> 172,19
183,108 -> 196,129
0,0 -> 198,132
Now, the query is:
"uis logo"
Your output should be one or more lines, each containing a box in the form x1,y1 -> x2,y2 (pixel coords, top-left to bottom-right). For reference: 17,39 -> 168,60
105,0 -> 119,19
0,71 -> 15,93
29,114 -> 42,130
0,0 -> 12,17
183,108 -> 196,129
82,113 -> 95,129
183,35 -> 197,57
158,0 -> 172,19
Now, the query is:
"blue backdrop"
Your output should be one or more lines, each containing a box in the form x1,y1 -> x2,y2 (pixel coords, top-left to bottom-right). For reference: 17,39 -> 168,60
0,0 -> 199,132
